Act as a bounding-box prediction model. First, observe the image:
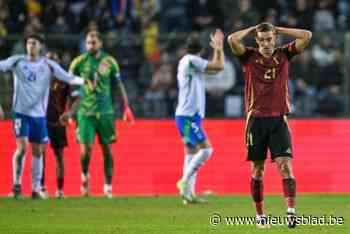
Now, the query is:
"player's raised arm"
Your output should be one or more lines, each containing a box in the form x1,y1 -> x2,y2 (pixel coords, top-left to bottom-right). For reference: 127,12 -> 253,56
276,27 -> 312,52
46,59 -> 85,86
0,56 -> 22,73
206,29 -> 225,72
227,26 -> 256,56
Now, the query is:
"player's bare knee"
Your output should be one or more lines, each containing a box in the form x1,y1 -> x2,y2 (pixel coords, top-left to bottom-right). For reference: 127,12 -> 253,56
185,146 -> 198,155
16,142 -> 27,155
32,144 -> 44,156
81,144 -> 92,156
252,161 -> 265,179
199,140 -> 212,149
278,161 -> 293,178
252,168 -> 264,179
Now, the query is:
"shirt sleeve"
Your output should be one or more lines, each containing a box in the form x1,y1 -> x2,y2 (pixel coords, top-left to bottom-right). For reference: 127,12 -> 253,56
107,56 -> 122,82
0,55 -> 22,72
190,56 -> 209,73
281,41 -> 300,60
46,59 -> 85,86
236,47 -> 255,64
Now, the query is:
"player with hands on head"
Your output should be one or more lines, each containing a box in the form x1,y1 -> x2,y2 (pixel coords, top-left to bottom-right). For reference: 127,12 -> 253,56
228,23 -> 312,228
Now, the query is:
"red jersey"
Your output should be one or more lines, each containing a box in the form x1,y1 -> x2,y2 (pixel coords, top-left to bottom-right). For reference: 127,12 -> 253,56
46,78 -> 70,127
237,41 -> 300,117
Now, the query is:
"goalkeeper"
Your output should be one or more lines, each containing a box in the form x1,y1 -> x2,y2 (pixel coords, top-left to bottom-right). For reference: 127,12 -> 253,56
63,30 -> 135,198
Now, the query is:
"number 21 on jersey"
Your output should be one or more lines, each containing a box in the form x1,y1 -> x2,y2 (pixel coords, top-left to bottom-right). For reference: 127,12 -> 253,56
264,68 -> 276,80
26,71 -> 37,82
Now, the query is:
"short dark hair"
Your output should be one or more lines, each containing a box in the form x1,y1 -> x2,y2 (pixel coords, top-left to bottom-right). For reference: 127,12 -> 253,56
46,49 -> 63,60
186,32 -> 203,54
25,33 -> 45,44
256,22 -> 276,33
86,30 -> 103,41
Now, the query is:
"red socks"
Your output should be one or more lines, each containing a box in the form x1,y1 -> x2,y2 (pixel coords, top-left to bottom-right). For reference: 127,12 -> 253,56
250,178 -> 264,215
283,178 -> 296,209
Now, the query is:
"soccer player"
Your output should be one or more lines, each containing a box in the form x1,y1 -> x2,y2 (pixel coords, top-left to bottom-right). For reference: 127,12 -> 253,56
66,30 -> 135,198
40,51 -> 74,199
227,23 -> 312,228
175,29 -> 224,204
0,33 -> 85,199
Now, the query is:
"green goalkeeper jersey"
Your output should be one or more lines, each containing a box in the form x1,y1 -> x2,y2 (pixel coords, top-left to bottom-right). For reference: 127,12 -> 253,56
69,52 -> 121,116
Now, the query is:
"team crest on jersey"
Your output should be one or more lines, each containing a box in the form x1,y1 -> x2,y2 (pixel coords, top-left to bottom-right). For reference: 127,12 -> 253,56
98,60 -> 110,75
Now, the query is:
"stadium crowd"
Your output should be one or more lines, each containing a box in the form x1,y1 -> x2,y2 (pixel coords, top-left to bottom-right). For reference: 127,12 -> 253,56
0,0 -> 348,117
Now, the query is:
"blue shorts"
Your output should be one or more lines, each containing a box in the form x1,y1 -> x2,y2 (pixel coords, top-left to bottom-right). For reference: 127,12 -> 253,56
175,113 -> 207,149
13,113 -> 49,144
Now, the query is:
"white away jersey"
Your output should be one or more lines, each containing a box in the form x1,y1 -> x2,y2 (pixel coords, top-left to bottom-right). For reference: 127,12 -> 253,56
175,54 -> 208,118
0,55 -> 84,117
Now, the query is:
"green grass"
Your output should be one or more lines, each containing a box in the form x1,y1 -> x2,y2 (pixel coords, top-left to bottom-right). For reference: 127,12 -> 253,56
0,195 -> 349,234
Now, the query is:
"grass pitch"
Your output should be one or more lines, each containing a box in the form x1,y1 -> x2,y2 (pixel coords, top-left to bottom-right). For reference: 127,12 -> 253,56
0,194 -> 348,234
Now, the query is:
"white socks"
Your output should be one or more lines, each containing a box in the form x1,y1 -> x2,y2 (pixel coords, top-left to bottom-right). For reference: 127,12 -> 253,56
12,150 -> 26,186
32,155 -> 43,191
287,207 -> 296,214
13,149 -> 44,192
182,147 -> 213,183
183,154 -> 197,195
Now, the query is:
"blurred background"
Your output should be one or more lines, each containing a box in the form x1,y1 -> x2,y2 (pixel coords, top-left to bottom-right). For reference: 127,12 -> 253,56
0,0 -> 349,118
